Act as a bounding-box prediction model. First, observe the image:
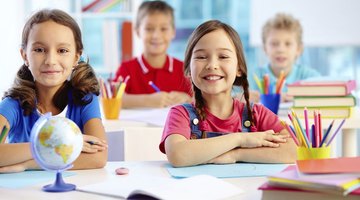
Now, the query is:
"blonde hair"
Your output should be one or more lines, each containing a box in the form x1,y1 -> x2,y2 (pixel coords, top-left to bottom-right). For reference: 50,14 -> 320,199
262,13 -> 303,45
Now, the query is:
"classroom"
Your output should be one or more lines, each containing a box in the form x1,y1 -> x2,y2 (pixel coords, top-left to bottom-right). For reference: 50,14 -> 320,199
0,0 -> 360,199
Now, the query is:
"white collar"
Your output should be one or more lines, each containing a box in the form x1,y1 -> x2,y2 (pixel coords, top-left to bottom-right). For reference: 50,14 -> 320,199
137,55 -> 174,74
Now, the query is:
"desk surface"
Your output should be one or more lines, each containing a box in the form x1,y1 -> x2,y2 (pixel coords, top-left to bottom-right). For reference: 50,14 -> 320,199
1,161 -> 265,200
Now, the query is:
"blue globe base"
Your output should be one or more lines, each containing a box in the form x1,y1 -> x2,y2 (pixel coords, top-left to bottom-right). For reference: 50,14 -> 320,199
42,172 -> 75,192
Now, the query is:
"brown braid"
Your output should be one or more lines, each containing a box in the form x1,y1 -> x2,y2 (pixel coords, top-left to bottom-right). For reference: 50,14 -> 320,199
193,86 -> 207,121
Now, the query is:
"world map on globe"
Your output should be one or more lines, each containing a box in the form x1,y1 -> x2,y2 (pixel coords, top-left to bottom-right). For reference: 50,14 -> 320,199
31,115 -> 83,171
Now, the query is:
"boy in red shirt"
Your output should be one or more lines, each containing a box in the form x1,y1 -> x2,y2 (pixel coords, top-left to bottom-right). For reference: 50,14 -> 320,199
114,1 -> 192,108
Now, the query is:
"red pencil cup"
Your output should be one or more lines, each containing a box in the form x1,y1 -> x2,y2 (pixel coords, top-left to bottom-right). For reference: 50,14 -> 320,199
260,94 -> 280,114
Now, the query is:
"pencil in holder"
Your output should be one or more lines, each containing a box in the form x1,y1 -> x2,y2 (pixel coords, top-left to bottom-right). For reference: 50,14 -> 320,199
101,98 -> 122,120
296,146 -> 331,160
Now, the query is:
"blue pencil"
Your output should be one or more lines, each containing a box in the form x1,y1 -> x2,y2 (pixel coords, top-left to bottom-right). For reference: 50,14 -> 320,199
326,118 -> 346,147
320,120 -> 335,147
148,81 -> 160,92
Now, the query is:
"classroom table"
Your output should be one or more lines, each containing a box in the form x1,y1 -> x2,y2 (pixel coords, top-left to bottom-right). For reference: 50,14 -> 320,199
0,161 -> 266,200
103,107 -> 360,161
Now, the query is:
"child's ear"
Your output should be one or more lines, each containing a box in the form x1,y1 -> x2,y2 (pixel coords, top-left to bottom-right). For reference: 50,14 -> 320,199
20,49 -> 28,66
74,53 -> 81,66
236,67 -> 242,77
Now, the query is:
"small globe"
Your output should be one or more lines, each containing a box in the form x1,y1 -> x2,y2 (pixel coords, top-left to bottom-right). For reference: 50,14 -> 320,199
30,113 -> 83,192
31,113 -> 83,171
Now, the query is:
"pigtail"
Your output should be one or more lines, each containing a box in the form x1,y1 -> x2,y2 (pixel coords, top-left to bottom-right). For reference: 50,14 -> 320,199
193,86 -> 207,121
3,65 -> 36,116
240,75 -> 255,127
70,61 -> 100,105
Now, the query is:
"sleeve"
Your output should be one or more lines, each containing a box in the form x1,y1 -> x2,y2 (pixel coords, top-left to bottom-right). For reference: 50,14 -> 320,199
252,103 -> 284,133
0,98 -> 21,128
81,94 -> 101,125
159,105 -> 191,154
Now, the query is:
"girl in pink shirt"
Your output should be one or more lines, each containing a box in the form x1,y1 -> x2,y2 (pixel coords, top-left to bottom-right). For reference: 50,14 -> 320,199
160,20 -> 297,167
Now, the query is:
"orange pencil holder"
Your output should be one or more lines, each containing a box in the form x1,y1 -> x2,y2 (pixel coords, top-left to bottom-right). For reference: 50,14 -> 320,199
296,146 -> 331,160
101,97 -> 122,120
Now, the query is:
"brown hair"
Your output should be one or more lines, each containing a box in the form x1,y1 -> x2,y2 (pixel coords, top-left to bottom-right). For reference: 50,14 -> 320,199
135,0 -> 175,29
3,9 -> 99,115
262,13 -> 303,45
184,20 -> 254,125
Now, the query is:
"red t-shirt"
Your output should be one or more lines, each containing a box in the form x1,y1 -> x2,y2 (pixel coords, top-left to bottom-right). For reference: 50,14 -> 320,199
159,99 -> 284,153
113,55 -> 192,96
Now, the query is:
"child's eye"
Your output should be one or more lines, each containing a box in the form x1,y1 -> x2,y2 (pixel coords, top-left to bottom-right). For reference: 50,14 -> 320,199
58,48 -> 69,54
161,27 -> 169,32
194,55 -> 206,60
219,55 -> 229,59
33,48 -> 45,53
145,27 -> 154,32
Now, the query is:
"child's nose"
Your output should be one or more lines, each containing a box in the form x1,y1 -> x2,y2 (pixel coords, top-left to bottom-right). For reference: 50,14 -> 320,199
44,51 -> 57,65
206,57 -> 219,70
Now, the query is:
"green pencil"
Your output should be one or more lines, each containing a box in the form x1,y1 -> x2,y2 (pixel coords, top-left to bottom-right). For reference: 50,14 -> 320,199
0,126 -> 8,143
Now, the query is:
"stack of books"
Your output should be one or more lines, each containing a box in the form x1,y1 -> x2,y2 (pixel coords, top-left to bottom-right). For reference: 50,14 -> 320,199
287,79 -> 357,118
259,157 -> 360,200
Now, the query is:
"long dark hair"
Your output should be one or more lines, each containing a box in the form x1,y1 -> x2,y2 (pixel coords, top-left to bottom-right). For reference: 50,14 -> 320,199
3,9 -> 99,115
183,20 -> 254,125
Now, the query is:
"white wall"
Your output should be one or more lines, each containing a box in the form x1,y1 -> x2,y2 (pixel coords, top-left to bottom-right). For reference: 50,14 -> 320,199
0,1 -> 24,96
250,0 -> 360,47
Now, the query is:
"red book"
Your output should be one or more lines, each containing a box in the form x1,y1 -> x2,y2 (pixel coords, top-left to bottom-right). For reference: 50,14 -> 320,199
296,157 -> 360,174
259,182 -> 360,200
287,79 -> 356,96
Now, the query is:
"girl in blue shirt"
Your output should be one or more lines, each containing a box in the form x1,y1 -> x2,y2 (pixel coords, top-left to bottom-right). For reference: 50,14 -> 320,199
0,9 -> 107,173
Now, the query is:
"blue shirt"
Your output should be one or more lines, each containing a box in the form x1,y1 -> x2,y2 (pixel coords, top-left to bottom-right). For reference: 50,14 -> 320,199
249,64 -> 321,93
0,93 -> 101,143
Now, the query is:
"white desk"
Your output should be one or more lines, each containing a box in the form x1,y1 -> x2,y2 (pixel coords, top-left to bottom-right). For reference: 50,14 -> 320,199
0,161 -> 266,200
102,107 -> 359,161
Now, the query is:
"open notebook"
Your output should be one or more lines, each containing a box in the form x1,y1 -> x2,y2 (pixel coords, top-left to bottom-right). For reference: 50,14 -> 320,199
77,174 -> 242,200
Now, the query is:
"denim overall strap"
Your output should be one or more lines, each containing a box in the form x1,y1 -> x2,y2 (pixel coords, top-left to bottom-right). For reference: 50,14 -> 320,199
182,103 -> 202,139
182,104 -> 225,139
241,102 -> 253,132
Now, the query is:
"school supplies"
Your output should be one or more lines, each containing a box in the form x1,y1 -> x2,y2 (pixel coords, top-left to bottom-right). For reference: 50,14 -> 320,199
293,95 -> 356,107
287,79 -> 356,96
255,72 -> 285,114
0,125 -> 8,143
77,174 -> 243,200
267,165 -> 360,196
99,75 -> 129,119
253,72 -> 286,95
286,108 -> 346,149
259,182 -> 360,200
148,81 -> 161,92
290,106 -> 353,119
296,157 -> 360,175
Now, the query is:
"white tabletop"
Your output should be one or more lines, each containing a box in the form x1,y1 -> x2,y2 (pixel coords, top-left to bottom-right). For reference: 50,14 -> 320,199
0,161 -> 266,200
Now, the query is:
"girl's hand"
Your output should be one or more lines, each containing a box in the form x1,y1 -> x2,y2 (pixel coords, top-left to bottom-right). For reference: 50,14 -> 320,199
82,135 -> 108,153
239,130 -> 287,148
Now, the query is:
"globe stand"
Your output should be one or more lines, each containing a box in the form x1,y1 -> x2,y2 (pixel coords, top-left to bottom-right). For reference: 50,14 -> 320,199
42,171 -> 75,192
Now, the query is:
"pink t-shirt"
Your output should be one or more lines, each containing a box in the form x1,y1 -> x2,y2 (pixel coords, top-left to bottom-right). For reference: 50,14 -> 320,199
159,99 -> 284,153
